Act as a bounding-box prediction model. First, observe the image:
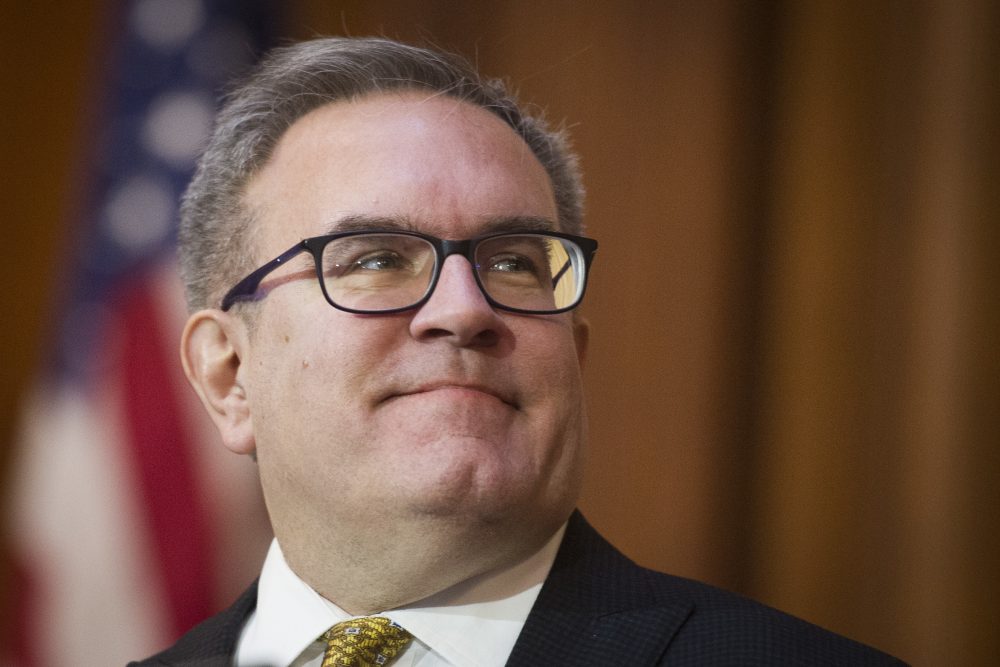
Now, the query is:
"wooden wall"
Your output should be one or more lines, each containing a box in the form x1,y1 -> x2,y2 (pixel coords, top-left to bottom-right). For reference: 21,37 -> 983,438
3,2 -> 998,663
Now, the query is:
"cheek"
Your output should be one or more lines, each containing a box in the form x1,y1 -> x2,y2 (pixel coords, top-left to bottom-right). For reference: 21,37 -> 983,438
246,311 -> 417,463
243,310 -> 352,428
511,321 -> 588,457
253,304 -> 395,373
522,321 -> 585,395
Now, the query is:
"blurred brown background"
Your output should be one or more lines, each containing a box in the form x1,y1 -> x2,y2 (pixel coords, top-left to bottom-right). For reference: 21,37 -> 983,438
2,1 -> 998,664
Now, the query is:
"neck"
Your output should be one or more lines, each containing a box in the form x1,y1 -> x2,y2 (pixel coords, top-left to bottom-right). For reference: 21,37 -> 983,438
276,513 -> 565,614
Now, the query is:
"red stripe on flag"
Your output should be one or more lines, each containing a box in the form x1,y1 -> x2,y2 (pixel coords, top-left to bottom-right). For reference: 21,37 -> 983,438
4,554 -> 39,667
116,276 -> 214,639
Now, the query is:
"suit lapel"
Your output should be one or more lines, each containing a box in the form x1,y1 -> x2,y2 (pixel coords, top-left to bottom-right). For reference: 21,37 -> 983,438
505,512 -> 692,666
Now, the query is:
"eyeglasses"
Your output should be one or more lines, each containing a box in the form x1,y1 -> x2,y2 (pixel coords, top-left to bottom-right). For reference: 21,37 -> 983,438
220,229 -> 598,314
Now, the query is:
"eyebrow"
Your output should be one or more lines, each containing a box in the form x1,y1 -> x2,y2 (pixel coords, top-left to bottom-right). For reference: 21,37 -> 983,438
321,214 -> 557,237
322,215 -> 411,234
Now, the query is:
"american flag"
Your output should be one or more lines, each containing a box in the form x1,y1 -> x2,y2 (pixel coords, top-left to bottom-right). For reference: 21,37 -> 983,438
4,1 -> 277,663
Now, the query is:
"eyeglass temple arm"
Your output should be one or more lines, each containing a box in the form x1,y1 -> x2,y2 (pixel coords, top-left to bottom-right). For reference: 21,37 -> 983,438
220,243 -> 306,311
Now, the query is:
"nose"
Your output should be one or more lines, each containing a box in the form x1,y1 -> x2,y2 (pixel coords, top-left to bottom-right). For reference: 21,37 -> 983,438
408,255 -> 508,347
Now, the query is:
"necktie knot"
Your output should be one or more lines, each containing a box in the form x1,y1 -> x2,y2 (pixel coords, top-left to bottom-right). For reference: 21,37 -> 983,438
321,616 -> 413,667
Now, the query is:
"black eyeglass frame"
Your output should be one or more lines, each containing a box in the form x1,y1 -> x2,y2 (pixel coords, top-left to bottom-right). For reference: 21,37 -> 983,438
220,229 -> 598,315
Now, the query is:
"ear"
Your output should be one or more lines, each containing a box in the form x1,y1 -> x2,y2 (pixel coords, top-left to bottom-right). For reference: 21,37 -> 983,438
572,314 -> 590,368
180,309 -> 256,456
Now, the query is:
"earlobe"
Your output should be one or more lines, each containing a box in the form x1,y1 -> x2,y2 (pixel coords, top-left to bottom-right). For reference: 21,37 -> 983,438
180,310 -> 256,456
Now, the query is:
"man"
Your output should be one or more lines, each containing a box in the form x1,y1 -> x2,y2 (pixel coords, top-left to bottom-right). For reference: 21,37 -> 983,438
133,37 -> 903,666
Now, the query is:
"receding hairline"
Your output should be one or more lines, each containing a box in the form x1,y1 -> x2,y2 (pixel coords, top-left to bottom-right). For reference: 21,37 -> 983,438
241,87 -> 559,243
179,36 -> 585,313
247,85 -> 547,170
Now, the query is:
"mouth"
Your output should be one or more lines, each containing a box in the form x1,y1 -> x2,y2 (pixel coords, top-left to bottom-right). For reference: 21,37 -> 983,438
381,382 -> 518,409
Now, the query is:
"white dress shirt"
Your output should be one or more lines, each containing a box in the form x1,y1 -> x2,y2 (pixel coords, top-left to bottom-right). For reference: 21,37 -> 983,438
236,525 -> 565,667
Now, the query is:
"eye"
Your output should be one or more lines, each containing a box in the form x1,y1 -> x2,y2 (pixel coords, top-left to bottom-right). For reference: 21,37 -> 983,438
488,253 -> 536,273
355,251 -> 408,271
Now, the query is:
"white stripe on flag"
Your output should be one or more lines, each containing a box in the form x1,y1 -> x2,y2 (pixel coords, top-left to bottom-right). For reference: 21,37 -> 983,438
10,381 -> 168,663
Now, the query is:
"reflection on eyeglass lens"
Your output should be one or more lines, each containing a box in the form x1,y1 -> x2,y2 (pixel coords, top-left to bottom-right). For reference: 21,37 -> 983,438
318,232 -> 583,312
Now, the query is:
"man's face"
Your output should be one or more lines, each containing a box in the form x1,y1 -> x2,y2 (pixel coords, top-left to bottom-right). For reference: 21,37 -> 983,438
236,91 -> 589,556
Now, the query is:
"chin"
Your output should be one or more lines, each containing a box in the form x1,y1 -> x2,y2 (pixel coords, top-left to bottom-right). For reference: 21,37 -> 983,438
403,470 -> 576,543
390,431 -> 583,534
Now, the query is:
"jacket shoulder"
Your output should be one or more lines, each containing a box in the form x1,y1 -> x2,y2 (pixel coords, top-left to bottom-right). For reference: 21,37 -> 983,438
525,512 -> 907,666
127,582 -> 258,666
647,571 -> 907,665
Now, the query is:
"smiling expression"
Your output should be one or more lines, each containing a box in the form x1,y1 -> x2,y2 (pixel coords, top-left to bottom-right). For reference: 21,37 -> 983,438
235,90 -> 589,563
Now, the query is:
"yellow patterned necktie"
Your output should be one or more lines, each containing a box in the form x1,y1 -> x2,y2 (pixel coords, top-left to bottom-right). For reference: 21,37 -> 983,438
321,616 -> 413,667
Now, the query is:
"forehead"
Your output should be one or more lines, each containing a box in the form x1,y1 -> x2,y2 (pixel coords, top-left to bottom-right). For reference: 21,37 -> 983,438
243,90 -> 558,254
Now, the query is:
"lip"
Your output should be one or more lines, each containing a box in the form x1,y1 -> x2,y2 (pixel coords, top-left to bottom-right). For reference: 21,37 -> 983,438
381,381 -> 518,408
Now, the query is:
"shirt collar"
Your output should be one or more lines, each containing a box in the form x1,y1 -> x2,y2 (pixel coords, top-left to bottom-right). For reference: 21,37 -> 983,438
237,525 -> 565,667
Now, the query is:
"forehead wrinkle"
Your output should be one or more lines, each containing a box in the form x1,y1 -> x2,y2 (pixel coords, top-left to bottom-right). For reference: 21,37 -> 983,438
320,214 -> 557,238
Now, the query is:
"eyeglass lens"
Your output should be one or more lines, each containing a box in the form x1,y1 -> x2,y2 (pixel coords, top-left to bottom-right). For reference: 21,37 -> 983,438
319,233 -> 585,313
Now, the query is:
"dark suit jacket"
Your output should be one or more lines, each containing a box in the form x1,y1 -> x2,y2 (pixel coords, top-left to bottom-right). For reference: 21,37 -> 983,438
130,512 -> 906,666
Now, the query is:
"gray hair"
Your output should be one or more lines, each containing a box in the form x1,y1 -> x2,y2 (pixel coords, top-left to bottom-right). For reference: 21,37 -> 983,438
179,36 -> 585,312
